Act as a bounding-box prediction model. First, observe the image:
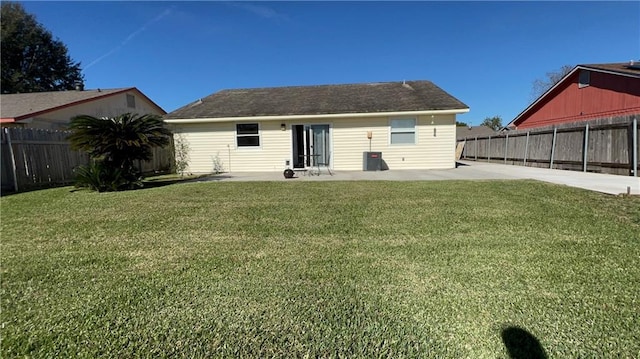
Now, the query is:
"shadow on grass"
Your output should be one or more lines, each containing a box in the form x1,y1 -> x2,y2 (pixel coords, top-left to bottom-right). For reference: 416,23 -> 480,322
1,174 -> 221,196
501,326 -> 547,359
185,174 -> 234,182
1,185 -> 70,197
142,174 -> 220,188
71,173 -> 224,192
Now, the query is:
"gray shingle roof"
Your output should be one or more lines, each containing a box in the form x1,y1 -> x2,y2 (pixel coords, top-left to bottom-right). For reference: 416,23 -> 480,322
581,62 -> 640,77
165,80 -> 468,119
456,125 -> 496,140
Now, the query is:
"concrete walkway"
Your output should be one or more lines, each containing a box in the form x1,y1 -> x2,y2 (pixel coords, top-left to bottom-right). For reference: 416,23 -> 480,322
456,161 -> 639,195
195,161 -> 640,195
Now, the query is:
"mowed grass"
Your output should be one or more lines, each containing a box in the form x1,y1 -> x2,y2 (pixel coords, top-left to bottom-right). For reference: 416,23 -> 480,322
1,180 -> 639,358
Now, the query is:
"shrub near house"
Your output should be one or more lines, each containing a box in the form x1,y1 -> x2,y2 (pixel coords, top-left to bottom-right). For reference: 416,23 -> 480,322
68,113 -> 172,191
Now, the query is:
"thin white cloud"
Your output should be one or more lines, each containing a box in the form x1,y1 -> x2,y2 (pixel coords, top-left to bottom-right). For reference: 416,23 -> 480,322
84,48 -> 119,70
225,2 -> 289,21
85,7 -> 173,70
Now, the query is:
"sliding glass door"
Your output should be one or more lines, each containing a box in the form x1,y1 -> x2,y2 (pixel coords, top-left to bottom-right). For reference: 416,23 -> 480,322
309,125 -> 329,166
292,124 -> 330,169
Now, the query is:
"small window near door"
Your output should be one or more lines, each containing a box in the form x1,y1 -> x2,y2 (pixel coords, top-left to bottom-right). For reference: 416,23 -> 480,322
236,123 -> 260,147
390,118 -> 416,145
579,70 -> 590,88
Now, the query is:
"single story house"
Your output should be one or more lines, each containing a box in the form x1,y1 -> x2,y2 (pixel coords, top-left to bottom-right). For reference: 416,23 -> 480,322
0,87 -> 166,129
506,62 -> 640,130
164,80 -> 469,173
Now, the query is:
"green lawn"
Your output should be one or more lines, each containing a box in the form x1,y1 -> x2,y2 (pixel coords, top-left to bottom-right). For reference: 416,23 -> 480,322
1,180 -> 639,358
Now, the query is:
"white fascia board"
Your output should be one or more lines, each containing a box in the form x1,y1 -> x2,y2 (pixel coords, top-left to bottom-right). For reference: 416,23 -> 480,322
164,108 -> 470,124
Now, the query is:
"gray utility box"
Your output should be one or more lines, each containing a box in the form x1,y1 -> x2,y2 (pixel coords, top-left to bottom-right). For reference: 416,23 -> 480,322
363,152 -> 382,171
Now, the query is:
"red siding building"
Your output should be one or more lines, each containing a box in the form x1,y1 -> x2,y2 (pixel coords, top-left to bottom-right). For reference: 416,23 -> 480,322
507,62 -> 640,129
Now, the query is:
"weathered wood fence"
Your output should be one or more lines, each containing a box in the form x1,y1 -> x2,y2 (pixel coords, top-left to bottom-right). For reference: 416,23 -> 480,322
1,128 -> 174,193
458,115 -> 639,176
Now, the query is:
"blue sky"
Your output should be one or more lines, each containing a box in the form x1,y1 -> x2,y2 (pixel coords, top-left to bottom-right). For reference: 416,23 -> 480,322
20,1 -> 640,125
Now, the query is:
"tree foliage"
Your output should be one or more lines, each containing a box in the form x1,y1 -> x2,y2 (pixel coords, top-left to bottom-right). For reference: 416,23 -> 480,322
68,113 -> 172,191
456,121 -> 469,127
1,2 -> 83,93
481,116 -> 503,131
530,65 -> 573,101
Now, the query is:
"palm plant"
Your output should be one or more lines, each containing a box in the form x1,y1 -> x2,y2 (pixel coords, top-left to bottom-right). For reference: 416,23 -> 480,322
68,113 -> 172,191
73,160 -> 134,192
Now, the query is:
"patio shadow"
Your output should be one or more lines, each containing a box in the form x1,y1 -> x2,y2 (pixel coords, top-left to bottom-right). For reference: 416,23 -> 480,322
142,174 -> 218,188
501,326 -> 547,359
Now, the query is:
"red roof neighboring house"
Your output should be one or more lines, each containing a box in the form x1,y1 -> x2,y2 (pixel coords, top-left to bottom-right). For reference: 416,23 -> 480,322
0,87 -> 166,129
507,62 -> 640,130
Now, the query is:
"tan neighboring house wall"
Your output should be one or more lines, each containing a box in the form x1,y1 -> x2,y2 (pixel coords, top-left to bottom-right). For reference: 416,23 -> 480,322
1,88 -> 166,129
26,92 -> 162,130
170,113 -> 459,173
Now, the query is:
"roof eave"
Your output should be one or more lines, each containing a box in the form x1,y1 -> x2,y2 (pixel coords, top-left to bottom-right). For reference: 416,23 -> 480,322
507,65 -> 581,128
580,64 -> 640,79
165,108 -> 470,124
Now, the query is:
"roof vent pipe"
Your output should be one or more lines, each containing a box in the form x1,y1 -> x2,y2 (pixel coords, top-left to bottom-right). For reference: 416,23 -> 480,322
75,81 -> 84,91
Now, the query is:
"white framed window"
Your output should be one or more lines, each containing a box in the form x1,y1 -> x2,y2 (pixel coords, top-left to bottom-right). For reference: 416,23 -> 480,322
390,118 -> 416,145
236,123 -> 260,147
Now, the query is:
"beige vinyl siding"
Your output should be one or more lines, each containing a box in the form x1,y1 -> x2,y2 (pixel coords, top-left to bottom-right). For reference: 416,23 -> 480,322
416,114 -> 456,169
174,121 -> 292,173
332,114 -> 456,170
175,113 -> 458,173
332,117 -> 386,170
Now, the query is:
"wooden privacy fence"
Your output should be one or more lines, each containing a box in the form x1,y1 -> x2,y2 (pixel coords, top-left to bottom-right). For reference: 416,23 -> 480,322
1,128 -> 174,193
458,115 -> 639,177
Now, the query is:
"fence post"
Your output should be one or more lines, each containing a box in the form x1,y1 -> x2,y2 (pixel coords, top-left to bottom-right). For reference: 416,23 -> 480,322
633,116 -> 638,177
550,127 -> 557,169
504,133 -> 509,164
4,128 -> 19,192
474,136 -> 478,161
488,136 -> 491,162
463,139 -> 467,159
583,123 -> 589,172
524,131 -> 529,166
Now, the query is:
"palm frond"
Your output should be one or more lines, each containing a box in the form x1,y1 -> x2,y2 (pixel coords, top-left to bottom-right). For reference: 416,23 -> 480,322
68,112 -> 171,191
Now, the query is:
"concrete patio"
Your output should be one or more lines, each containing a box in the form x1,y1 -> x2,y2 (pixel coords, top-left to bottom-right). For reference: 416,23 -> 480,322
193,160 -> 640,196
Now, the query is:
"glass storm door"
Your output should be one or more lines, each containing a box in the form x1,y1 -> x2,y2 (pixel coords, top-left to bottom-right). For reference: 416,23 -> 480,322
308,125 -> 329,167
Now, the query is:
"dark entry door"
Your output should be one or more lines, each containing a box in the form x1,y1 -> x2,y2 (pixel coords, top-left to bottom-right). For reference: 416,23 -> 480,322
292,124 -> 330,169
